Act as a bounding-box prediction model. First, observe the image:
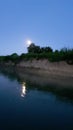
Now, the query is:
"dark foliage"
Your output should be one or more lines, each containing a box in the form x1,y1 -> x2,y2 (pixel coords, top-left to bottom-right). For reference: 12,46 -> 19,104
0,44 -> 73,65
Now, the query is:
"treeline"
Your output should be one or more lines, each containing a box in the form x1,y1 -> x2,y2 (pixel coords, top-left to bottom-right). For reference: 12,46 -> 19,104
27,43 -> 53,53
0,43 -> 73,65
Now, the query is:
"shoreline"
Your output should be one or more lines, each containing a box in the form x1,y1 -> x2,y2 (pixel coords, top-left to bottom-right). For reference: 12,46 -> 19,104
0,59 -> 73,87
0,65 -> 73,102
16,67 -> 73,88
16,59 -> 73,77
0,65 -> 73,88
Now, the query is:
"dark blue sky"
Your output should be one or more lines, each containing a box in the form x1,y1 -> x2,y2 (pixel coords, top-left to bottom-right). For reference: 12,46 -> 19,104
0,0 -> 73,55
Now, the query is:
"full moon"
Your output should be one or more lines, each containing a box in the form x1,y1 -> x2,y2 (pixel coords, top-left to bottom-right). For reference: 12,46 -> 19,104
26,40 -> 32,46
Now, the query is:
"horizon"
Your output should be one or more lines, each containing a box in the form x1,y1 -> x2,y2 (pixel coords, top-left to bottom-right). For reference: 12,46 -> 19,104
0,0 -> 73,55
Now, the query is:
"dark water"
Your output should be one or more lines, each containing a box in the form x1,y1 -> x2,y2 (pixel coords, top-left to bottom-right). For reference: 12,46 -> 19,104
0,68 -> 73,130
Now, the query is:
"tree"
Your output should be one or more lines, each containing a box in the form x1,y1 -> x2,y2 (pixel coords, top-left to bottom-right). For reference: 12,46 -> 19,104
10,53 -> 18,58
10,53 -> 19,63
44,47 -> 53,53
27,43 -> 40,53
27,43 -> 53,54
40,47 -> 53,53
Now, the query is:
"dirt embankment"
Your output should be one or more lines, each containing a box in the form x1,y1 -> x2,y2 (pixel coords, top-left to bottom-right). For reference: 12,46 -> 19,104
16,59 -> 73,77
0,59 -> 73,87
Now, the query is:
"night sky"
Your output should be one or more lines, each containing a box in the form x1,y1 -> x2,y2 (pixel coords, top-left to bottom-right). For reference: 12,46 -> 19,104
0,0 -> 73,55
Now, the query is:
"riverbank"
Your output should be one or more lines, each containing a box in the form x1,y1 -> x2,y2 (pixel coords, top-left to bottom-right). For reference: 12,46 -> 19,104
0,59 -> 73,87
16,67 -> 73,88
16,59 -> 73,77
0,65 -> 73,102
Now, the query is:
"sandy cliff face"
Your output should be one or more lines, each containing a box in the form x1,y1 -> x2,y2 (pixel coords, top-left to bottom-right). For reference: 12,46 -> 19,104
0,60 -> 73,87
17,59 -> 73,77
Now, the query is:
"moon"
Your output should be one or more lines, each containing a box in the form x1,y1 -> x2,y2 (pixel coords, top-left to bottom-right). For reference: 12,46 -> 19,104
26,40 -> 32,46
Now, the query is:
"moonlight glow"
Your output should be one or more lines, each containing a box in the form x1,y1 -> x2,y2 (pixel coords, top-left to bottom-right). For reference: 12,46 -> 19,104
21,82 -> 26,97
26,40 -> 32,46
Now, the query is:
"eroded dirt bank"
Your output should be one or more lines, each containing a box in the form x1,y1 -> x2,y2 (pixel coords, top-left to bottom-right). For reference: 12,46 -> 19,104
16,59 -> 73,77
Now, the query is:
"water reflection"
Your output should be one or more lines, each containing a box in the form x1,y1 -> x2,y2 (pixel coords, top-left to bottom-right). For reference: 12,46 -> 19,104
0,67 -> 73,102
21,82 -> 26,97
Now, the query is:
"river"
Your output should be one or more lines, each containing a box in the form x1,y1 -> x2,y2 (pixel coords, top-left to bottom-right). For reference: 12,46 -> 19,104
0,67 -> 73,130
